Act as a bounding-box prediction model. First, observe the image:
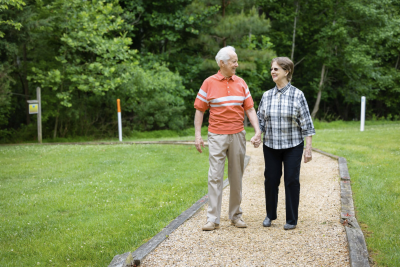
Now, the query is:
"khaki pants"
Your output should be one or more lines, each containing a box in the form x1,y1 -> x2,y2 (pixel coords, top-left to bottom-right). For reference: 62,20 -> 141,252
207,130 -> 246,224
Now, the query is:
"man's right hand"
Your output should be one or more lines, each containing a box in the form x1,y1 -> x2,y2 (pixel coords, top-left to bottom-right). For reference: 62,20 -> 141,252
194,109 -> 205,153
195,136 -> 205,153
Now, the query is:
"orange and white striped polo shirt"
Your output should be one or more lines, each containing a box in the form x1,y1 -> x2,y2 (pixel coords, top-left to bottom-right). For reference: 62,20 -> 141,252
194,71 -> 254,134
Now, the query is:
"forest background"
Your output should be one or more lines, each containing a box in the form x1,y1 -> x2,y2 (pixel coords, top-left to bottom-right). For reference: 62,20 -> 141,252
1,0 -> 400,142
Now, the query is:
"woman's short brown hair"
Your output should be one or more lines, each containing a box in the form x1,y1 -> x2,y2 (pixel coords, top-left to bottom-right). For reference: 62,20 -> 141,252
271,57 -> 294,82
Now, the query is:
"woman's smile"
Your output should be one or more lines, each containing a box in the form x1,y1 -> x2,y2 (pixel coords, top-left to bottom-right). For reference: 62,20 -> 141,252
271,61 -> 288,88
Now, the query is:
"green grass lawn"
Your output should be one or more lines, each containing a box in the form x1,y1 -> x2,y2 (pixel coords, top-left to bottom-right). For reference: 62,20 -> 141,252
247,121 -> 400,266
0,144 -> 226,266
2,121 -> 399,266
313,122 -> 400,266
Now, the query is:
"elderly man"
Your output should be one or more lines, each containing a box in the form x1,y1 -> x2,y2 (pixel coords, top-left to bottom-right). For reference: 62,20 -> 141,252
194,46 -> 262,231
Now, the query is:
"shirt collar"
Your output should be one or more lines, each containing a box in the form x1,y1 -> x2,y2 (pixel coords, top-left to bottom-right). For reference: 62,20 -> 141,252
274,82 -> 291,95
216,70 -> 236,81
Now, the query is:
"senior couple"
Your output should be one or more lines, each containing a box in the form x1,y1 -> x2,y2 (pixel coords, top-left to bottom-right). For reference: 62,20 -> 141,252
194,46 -> 315,231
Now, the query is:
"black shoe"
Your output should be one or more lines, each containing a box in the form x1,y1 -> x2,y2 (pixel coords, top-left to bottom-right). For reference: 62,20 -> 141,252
263,216 -> 271,227
284,223 -> 296,230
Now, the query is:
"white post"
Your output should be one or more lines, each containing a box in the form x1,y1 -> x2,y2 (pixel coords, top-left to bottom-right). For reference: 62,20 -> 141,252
37,87 -> 42,143
360,96 -> 366,131
117,99 -> 122,141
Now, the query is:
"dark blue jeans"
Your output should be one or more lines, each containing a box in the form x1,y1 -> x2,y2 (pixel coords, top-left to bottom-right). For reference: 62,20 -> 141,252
263,142 -> 304,225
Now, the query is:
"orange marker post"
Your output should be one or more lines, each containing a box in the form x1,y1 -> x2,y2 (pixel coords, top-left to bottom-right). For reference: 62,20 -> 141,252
117,99 -> 122,141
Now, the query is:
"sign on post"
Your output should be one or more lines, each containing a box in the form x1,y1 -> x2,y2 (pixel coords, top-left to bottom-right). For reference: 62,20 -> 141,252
27,87 -> 42,143
29,104 -> 38,114
360,96 -> 366,132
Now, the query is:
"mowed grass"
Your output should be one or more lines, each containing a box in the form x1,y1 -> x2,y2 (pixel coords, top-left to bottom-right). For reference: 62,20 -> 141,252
247,121 -> 400,266
312,123 -> 400,266
0,144 -> 222,266
3,122 -> 399,266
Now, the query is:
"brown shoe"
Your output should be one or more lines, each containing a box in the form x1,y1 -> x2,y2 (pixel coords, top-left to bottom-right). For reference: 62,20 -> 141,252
231,218 -> 247,228
202,221 -> 220,231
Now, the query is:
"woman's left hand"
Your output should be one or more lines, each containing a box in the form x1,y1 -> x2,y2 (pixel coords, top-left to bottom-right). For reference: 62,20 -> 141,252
304,147 -> 312,163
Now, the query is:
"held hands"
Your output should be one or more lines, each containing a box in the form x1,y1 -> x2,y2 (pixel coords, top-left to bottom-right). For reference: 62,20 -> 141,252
304,147 -> 312,163
195,135 -> 205,153
250,133 -> 262,148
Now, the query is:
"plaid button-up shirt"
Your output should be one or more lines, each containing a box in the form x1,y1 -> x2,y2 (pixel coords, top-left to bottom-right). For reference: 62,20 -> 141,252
257,82 -> 316,149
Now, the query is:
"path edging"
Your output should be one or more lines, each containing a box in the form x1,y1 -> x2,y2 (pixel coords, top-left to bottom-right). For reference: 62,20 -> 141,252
108,155 -> 250,267
312,148 -> 370,267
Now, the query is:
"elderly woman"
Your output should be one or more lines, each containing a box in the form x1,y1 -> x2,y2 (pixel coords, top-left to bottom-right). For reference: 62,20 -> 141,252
256,57 -> 315,230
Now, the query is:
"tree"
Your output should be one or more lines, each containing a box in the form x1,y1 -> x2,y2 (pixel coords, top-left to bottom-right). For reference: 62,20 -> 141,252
0,0 -> 25,37
195,0 -> 275,104
116,0 -> 220,120
2,0 -> 400,142
258,0 -> 400,120
0,64 -> 13,127
28,0 -> 189,136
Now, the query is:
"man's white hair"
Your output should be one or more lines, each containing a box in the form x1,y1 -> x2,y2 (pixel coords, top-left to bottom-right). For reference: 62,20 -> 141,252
215,46 -> 236,67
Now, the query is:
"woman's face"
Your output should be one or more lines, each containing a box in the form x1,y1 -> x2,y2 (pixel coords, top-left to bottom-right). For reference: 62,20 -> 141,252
271,61 -> 288,84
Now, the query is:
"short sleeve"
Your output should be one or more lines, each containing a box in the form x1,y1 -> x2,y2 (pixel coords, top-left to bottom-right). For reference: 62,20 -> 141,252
242,80 -> 254,110
194,80 -> 209,112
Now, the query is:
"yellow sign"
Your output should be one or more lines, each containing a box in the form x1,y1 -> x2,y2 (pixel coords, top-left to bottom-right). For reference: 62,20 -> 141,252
29,104 -> 38,114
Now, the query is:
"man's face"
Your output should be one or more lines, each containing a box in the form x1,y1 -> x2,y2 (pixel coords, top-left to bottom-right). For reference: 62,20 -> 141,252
220,52 -> 239,77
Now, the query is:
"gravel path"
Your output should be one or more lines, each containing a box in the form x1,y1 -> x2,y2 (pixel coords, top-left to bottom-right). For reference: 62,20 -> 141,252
141,142 -> 350,266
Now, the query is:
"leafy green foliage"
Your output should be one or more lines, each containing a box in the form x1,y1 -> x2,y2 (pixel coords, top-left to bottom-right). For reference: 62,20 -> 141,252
189,0 -> 275,112
30,0 -> 137,107
117,61 -> 188,131
0,0 -> 25,37
22,0 -> 188,137
257,0 -> 400,120
0,64 -> 13,126
1,0 -> 400,139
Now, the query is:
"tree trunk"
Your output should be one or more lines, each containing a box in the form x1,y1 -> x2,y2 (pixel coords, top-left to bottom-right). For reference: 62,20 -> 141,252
291,1 -> 299,62
395,54 -> 399,70
59,120 -> 63,137
334,97 -> 342,120
294,57 -> 305,67
53,114 -> 59,139
222,0 -> 226,47
344,103 -> 350,120
311,64 -> 326,119
23,44 -> 30,125
61,123 -> 68,138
